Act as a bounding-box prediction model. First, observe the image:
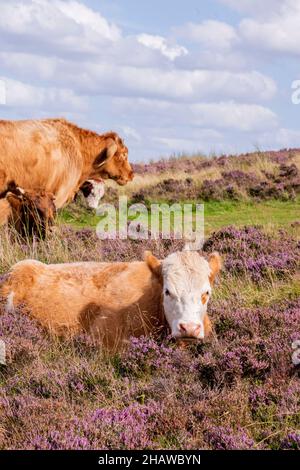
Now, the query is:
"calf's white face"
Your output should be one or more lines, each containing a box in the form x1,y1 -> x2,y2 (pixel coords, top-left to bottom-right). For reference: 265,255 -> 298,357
81,180 -> 105,209
146,251 -> 222,340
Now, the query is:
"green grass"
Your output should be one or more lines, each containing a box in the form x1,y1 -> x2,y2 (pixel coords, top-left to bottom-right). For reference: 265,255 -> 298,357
58,208 -> 101,229
58,198 -> 300,236
204,198 -> 300,234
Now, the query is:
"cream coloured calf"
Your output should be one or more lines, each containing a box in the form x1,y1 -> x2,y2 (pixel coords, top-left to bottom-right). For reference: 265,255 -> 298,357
0,250 -> 222,350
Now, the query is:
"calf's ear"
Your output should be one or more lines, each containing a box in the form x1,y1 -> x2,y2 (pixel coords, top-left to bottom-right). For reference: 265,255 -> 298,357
6,192 -> 22,212
208,252 -> 222,285
144,251 -> 162,280
94,138 -> 118,168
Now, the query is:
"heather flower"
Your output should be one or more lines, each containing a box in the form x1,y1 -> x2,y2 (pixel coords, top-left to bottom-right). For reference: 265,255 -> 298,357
204,425 -> 254,450
203,226 -> 300,282
121,336 -> 188,376
280,432 -> 300,450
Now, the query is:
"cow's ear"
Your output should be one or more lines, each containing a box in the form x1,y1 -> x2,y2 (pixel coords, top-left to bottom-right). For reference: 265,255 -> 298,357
208,252 -> 222,285
94,139 -> 118,168
144,251 -> 162,280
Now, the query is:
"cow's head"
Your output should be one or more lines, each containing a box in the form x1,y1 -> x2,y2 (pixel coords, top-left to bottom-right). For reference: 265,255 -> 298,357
80,179 -> 105,209
145,250 -> 222,341
2,182 -> 56,238
91,133 -> 134,186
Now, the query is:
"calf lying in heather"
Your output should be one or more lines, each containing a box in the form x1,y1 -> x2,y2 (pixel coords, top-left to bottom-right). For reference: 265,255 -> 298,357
0,250 -> 221,350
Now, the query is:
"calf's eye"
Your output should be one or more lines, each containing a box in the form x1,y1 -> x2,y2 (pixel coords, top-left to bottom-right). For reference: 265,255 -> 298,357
201,292 -> 210,304
165,289 -> 170,296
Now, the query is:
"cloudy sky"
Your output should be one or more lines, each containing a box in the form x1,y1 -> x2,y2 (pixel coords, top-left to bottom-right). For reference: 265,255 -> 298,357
1,0 -> 300,161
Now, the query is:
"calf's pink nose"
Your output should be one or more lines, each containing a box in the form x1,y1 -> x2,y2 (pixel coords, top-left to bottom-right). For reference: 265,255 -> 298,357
179,322 -> 201,338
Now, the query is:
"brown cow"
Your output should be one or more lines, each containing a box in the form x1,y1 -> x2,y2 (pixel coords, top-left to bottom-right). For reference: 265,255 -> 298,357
0,250 -> 222,351
0,182 -> 56,238
0,118 -> 134,210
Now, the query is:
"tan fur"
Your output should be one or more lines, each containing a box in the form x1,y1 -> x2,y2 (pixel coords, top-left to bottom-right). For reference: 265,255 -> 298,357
0,250 -> 219,350
0,259 -> 165,351
208,252 -> 222,285
0,184 -> 56,237
0,118 -> 134,210
0,199 -> 12,226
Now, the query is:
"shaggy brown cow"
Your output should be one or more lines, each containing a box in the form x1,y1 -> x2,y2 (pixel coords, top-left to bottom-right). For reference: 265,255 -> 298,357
0,250 -> 222,351
0,182 -> 56,238
0,118 -> 134,210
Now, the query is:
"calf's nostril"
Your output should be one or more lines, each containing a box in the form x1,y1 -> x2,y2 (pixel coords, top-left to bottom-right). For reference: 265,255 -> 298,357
178,322 -> 201,338
194,325 -> 201,336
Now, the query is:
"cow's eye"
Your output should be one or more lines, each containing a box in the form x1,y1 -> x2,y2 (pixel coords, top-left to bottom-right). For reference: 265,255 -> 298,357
165,289 -> 171,296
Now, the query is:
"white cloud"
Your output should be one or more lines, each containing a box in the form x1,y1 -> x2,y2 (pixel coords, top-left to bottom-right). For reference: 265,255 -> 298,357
190,102 -> 278,131
137,34 -> 188,61
81,66 -> 277,102
113,98 -> 278,133
0,0 -> 278,106
0,48 -> 276,102
0,0 -> 121,55
240,2 -> 300,56
1,77 -> 88,111
219,0 -> 300,57
56,0 -> 121,41
175,20 -> 238,50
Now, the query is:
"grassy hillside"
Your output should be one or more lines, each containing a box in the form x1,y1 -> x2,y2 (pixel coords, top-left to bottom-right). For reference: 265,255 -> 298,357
60,148 -> 300,234
0,149 -> 299,450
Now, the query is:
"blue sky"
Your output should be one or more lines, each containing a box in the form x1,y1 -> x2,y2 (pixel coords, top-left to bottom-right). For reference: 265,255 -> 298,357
1,0 -> 300,161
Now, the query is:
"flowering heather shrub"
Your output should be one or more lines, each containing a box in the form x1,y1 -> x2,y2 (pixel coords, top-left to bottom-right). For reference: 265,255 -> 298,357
121,336 -> 194,377
203,226 -> 300,282
280,433 -> 300,450
204,425 -> 254,450
26,402 -> 165,450
57,226 -> 184,263
133,162 -> 299,203
200,167 -> 299,202
200,178 -> 243,201
268,149 -> 297,165
132,156 -> 210,175
129,150 -> 299,203
131,177 -> 199,205
0,296 -> 299,449
132,149 -> 299,176
209,299 -> 300,378
221,170 -> 259,186
248,162 -> 299,200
